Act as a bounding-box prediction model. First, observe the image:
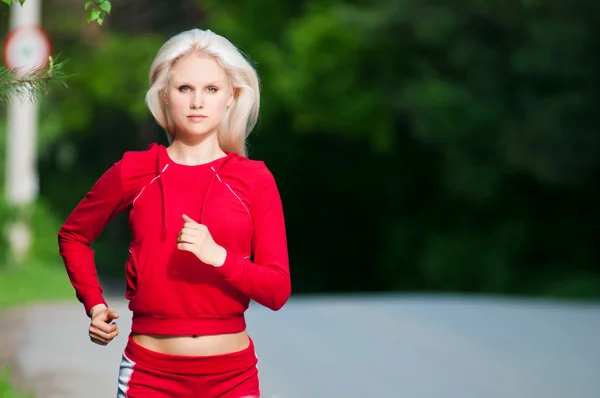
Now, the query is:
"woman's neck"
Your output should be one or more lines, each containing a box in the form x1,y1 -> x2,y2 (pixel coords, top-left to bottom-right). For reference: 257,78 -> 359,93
167,135 -> 226,166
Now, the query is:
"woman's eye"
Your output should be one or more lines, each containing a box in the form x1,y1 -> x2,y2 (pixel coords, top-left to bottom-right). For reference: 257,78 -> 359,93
207,86 -> 218,93
178,85 -> 191,92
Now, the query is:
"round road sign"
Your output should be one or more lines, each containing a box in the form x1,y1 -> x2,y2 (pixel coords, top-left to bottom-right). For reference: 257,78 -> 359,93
2,26 -> 52,73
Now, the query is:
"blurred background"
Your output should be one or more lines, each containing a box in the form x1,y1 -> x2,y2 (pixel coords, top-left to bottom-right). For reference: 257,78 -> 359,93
1,0 -> 599,300
1,1 -> 600,397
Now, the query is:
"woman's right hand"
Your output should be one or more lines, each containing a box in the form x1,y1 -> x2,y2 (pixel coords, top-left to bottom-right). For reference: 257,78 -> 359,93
88,304 -> 120,346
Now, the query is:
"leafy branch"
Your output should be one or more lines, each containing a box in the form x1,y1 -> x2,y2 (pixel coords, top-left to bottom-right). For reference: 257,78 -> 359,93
2,0 -> 112,25
84,0 -> 111,25
1,0 -> 25,5
0,56 -> 69,103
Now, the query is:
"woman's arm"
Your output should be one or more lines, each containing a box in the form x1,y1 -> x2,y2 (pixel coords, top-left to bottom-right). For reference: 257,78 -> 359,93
58,160 -> 130,316
213,163 -> 291,311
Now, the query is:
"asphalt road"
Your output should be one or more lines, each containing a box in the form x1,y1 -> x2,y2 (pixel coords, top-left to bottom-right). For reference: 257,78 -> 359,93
3,294 -> 600,398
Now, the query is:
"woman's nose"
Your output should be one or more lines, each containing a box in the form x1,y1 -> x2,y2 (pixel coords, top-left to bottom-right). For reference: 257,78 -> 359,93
190,93 -> 203,109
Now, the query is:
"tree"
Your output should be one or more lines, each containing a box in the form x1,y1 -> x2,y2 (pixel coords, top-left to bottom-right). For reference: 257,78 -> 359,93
197,0 -> 600,297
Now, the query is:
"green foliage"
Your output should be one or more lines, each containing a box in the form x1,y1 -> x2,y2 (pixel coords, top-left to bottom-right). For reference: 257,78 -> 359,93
2,0 -> 110,25
68,34 -> 164,122
1,0 -> 26,6
85,0 -> 111,25
196,0 -> 600,298
26,33 -> 163,149
0,367 -> 33,398
0,197 -> 66,270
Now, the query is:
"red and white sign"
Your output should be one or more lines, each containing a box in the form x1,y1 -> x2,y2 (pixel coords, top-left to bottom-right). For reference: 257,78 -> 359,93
2,25 -> 52,72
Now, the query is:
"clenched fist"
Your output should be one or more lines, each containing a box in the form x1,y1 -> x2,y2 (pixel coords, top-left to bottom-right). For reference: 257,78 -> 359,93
177,214 -> 227,267
88,304 -> 119,346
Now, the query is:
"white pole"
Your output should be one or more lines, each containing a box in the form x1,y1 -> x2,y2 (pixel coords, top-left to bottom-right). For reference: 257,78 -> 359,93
5,0 -> 42,262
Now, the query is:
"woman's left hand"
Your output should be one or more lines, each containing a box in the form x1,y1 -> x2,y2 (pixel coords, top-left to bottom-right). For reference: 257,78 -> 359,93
177,214 -> 226,267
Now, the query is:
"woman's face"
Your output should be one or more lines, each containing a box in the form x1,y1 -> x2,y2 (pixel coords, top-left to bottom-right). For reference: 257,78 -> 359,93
165,52 -> 234,141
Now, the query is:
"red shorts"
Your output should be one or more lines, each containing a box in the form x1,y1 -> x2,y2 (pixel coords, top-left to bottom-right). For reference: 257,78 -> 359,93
117,335 -> 260,398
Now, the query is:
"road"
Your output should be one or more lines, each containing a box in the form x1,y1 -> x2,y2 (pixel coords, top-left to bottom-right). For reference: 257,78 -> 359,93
2,294 -> 600,398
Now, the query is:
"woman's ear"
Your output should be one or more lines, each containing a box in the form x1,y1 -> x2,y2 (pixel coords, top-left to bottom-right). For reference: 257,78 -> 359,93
226,87 -> 236,108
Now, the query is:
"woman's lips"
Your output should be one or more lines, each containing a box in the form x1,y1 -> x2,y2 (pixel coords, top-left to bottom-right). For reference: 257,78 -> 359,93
187,115 -> 207,120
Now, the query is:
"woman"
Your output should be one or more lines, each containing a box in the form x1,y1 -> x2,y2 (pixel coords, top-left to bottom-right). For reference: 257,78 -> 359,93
58,28 -> 291,398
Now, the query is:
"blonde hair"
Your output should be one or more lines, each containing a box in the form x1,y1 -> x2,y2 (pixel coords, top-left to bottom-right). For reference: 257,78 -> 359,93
145,29 -> 260,157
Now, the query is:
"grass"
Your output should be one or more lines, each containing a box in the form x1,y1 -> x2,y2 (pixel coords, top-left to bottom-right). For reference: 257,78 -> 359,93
0,263 -> 73,309
0,263 -> 73,397
0,367 -> 33,398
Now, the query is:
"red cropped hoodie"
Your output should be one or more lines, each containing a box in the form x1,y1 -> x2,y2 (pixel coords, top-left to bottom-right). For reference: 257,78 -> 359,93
58,143 -> 291,335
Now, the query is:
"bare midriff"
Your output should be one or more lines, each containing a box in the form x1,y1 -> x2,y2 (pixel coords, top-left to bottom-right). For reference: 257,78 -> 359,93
131,330 -> 250,356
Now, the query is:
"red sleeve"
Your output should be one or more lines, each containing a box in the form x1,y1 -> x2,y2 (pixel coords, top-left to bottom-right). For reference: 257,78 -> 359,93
215,163 -> 291,311
57,161 -> 130,316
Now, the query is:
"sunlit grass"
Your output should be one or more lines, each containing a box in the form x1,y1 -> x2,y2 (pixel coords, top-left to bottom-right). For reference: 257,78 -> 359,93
0,263 -> 73,310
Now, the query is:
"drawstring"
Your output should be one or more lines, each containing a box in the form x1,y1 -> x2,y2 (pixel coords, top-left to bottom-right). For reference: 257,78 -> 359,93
158,162 -> 169,240
198,155 -> 235,224
198,170 -> 218,225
